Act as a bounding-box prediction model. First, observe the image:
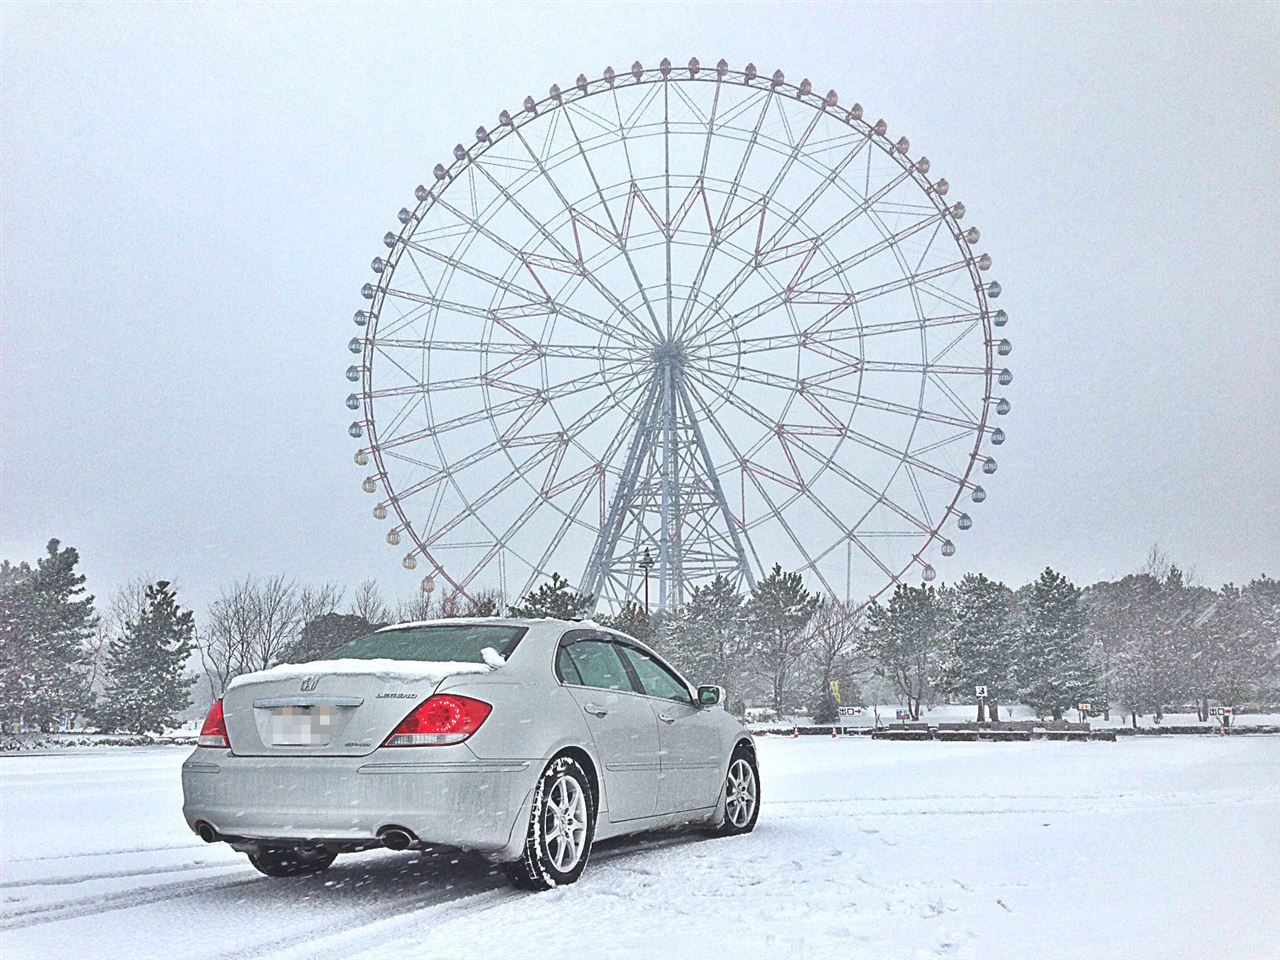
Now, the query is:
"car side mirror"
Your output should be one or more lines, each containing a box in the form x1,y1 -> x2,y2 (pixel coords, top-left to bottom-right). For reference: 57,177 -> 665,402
697,685 -> 725,708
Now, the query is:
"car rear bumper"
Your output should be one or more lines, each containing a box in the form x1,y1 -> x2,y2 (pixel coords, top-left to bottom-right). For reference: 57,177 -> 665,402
181,746 -> 536,857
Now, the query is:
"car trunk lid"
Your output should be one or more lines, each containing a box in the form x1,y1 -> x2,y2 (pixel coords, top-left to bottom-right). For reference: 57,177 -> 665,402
222,659 -> 494,757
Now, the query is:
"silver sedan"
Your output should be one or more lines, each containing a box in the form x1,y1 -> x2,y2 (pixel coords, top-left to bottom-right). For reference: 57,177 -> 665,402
182,618 -> 759,889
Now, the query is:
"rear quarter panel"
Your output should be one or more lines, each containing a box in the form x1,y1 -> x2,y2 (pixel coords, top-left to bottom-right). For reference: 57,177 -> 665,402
437,673 -> 590,764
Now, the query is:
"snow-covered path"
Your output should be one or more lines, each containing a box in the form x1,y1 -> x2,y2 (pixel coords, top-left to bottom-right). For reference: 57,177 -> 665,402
2,738 -> 1277,959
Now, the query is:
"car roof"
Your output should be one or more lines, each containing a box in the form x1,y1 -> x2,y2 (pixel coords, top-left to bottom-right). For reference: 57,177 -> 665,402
374,617 -> 658,662
375,616 -> 598,632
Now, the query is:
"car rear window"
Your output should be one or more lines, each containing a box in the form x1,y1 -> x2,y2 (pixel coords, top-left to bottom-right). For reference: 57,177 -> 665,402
322,624 -> 527,663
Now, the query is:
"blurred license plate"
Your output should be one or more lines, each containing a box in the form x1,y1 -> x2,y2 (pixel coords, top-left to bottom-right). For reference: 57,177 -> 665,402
270,705 -> 335,746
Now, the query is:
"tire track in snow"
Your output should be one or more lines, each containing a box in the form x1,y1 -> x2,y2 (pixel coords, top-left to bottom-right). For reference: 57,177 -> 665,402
214,830 -> 714,959
0,859 -> 242,889
222,883 -> 519,960
5,841 -> 207,863
252,833 -> 713,960
0,873 -> 264,930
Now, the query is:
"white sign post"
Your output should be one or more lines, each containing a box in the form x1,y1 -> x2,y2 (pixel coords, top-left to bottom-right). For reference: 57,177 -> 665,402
974,685 -> 989,723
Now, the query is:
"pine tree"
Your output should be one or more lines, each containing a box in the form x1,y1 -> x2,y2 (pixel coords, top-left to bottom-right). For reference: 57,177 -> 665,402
745,565 -> 820,714
1086,573 -> 1161,726
0,540 -> 96,730
597,600 -> 652,643
97,581 -> 195,735
940,574 -> 1016,722
860,583 -> 945,720
1242,575 -> 1280,702
662,575 -> 748,706
1191,576 -> 1279,724
1015,567 -> 1096,721
507,573 -> 593,619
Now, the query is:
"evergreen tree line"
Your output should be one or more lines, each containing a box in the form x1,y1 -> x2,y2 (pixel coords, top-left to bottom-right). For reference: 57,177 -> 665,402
515,558 -> 1279,726
2,539 -> 1276,733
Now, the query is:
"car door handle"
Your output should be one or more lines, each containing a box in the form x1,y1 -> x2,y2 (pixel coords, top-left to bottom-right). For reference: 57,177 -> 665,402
583,704 -> 609,718
657,713 -> 675,724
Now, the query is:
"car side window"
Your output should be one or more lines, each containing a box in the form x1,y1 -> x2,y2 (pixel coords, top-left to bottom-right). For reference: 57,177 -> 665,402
618,646 -> 693,704
557,646 -> 584,685
564,639 -> 634,692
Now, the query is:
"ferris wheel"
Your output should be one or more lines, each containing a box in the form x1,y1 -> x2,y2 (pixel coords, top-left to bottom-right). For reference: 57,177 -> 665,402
346,58 -> 1012,613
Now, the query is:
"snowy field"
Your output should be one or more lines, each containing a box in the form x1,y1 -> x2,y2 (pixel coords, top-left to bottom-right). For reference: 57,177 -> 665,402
2,738 -> 1277,959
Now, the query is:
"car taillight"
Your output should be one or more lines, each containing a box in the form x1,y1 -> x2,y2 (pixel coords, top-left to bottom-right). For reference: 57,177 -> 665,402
198,699 -> 229,748
383,694 -> 492,747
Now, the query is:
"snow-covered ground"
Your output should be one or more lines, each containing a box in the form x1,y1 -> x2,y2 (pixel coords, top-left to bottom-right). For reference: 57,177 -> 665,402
2,738 -> 1277,959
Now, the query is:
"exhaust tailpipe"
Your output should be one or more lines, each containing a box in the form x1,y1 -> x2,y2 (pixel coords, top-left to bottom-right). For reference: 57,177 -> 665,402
378,826 -> 417,851
195,822 -> 220,843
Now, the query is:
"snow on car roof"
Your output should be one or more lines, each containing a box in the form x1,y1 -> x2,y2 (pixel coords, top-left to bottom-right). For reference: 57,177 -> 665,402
225,658 -> 496,690
373,616 -> 584,631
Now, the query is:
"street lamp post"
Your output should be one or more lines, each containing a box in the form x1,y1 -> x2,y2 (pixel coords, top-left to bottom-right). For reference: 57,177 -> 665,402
638,547 -> 655,615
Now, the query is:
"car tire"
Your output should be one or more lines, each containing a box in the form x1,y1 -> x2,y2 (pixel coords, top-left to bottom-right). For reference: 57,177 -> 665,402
505,755 -> 596,891
246,844 -> 337,878
711,744 -> 760,836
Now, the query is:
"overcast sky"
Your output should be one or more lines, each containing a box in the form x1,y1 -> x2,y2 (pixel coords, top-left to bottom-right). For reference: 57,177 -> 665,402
2,1 -> 1277,617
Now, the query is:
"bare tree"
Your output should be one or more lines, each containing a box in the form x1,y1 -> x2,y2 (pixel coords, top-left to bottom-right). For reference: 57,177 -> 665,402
199,576 -> 305,694
297,582 -> 345,629
463,589 -> 504,617
86,576 -> 154,695
395,591 -> 435,623
200,579 -> 259,697
350,579 -> 390,625
243,575 -> 303,671
805,599 -> 867,716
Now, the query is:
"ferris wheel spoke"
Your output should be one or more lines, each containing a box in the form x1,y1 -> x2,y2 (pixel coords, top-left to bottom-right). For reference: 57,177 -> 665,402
502,124 -> 664,341
806,381 -> 985,433
394,237 -> 640,349
682,161 -> 924,345
416,385 -> 635,551
557,105 -> 666,333
681,377 -> 837,595
678,108 -> 860,341
704,311 -> 985,359
368,352 -> 638,401
374,362 -> 638,466
684,368 -> 936,537
373,288 -> 492,323
368,338 -> 636,363
430,188 -> 653,346
695,356 -> 985,434
712,255 -> 970,348
673,84 -> 777,338
860,358 -> 989,377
